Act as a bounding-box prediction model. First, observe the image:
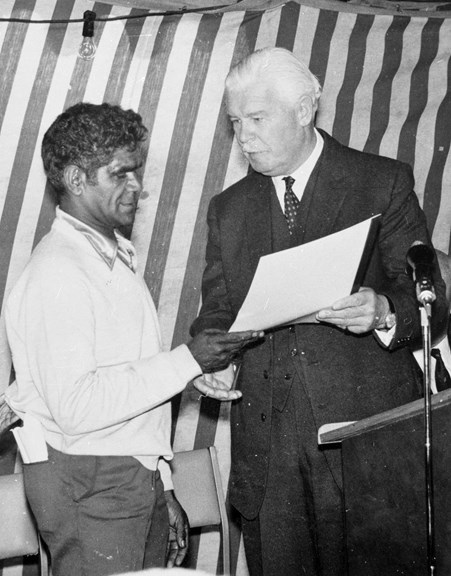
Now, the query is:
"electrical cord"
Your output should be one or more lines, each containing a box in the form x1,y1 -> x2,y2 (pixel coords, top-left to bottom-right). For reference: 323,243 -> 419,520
0,1 -> 246,24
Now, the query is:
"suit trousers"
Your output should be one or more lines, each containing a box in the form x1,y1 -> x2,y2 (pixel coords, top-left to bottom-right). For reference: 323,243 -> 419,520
240,359 -> 346,576
23,444 -> 169,576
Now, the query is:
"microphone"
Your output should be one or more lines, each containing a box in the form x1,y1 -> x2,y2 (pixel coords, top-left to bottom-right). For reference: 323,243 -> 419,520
406,241 -> 436,305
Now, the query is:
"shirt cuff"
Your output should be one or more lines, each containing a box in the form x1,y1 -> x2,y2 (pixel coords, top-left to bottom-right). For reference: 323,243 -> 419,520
375,324 -> 396,347
170,344 -> 202,382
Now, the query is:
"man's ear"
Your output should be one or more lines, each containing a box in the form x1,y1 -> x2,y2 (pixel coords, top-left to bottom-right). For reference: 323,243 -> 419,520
297,94 -> 316,127
63,165 -> 85,196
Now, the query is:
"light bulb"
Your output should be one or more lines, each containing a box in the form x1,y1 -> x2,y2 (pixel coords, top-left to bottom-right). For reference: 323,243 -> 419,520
78,10 -> 96,61
78,36 -> 96,60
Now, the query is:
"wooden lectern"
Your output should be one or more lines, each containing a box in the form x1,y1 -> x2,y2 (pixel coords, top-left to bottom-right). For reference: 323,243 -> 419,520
319,388 -> 451,576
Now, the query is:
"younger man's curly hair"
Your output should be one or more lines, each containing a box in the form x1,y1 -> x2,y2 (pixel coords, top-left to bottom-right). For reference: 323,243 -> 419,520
42,102 -> 148,199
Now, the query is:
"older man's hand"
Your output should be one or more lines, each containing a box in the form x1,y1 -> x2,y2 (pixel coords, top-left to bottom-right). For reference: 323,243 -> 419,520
316,287 -> 391,334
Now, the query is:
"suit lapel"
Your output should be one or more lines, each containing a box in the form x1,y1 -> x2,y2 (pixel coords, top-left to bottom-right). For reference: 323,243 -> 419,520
300,131 -> 350,245
230,172 -> 274,303
244,172 -> 273,263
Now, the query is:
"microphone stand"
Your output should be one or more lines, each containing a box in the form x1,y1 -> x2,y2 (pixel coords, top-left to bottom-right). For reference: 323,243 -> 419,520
419,296 -> 436,575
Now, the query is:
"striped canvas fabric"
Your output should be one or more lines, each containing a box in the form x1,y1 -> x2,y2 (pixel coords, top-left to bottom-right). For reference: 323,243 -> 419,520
0,0 -> 450,573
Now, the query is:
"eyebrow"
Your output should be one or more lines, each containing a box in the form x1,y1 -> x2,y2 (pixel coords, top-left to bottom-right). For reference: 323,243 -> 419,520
228,109 -> 267,118
111,161 -> 143,173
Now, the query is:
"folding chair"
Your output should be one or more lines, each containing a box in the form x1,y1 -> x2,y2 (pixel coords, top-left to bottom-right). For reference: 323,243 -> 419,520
0,472 -> 49,575
171,446 -> 230,575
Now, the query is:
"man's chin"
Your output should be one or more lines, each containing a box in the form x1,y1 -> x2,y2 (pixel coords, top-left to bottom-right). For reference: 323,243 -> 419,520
248,161 -> 274,176
244,152 -> 276,176
116,212 -> 136,230
247,157 -> 268,173
119,205 -> 137,219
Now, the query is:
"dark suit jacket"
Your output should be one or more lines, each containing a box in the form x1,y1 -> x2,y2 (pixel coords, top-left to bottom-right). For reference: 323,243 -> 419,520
191,131 -> 448,519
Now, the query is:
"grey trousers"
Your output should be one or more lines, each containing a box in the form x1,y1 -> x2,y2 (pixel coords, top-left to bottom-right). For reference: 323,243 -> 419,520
23,444 -> 169,576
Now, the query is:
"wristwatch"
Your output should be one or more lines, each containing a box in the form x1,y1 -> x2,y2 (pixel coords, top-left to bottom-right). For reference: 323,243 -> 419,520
376,297 -> 396,331
382,296 -> 397,330
383,311 -> 397,330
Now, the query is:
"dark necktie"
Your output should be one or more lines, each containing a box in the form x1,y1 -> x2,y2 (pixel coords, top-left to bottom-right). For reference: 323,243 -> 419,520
431,348 -> 451,392
283,176 -> 299,234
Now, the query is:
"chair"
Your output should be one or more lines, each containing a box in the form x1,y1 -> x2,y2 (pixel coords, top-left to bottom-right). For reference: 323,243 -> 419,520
171,446 -> 230,575
0,472 -> 49,575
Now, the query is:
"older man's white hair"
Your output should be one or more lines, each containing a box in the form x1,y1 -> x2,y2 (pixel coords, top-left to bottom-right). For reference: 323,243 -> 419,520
225,47 -> 322,112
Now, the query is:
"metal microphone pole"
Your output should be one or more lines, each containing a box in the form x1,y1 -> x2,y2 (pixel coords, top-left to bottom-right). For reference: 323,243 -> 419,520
418,289 -> 436,576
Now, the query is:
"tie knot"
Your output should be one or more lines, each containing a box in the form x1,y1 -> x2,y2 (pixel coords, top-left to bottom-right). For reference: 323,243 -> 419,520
431,348 -> 441,360
283,176 -> 295,191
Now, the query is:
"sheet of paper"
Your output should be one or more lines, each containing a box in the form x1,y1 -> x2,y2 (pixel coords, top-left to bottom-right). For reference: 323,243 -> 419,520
230,215 -> 380,332
11,414 -> 48,464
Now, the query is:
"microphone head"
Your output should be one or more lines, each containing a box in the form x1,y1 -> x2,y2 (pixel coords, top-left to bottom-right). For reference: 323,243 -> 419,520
406,241 -> 436,305
407,241 -> 435,268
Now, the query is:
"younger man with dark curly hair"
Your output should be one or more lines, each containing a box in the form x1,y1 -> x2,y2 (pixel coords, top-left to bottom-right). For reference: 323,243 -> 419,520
4,102 -> 260,576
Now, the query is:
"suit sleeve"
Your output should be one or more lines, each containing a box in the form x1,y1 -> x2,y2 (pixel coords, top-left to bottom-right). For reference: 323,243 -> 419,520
374,162 -> 448,350
190,197 -> 236,336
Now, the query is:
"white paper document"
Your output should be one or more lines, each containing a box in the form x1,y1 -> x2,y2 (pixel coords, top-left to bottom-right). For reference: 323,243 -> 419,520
11,414 -> 48,464
230,215 -> 380,332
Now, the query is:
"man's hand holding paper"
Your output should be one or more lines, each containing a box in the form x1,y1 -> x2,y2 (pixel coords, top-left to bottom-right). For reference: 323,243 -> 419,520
187,328 -> 263,375
230,216 -> 380,333
316,287 -> 392,334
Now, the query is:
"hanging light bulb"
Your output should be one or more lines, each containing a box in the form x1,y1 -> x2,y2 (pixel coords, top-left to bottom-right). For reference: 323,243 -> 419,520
78,10 -> 97,61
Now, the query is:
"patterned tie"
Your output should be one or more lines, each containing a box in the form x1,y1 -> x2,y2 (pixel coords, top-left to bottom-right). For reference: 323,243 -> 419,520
431,348 -> 451,392
283,176 -> 299,234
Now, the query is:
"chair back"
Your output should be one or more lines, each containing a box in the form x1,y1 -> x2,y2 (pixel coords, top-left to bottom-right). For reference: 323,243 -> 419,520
0,472 -> 49,574
171,447 -> 230,575
0,473 -> 38,558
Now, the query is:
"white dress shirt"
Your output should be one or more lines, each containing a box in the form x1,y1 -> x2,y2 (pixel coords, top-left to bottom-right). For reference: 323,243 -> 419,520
413,334 -> 451,394
272,128 -> 324,208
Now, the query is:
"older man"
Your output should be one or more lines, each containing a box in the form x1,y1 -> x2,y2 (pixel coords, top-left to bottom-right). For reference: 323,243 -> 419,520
190,48 -> 448,575
5,102 -> 260,576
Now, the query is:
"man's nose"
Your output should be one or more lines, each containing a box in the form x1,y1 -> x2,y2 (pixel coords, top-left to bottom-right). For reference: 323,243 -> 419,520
126,172 -> 142,193
236,121 -> 254,144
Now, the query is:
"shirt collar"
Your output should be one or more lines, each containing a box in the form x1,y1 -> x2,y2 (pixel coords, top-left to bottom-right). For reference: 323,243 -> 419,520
56,207 -> 137,272
272,128 -> 324,204
291,128 -> 324,182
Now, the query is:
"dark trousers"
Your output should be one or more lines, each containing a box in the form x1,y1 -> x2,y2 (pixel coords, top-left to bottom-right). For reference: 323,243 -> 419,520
23,444 -> 169,576
241,376 -> 346,576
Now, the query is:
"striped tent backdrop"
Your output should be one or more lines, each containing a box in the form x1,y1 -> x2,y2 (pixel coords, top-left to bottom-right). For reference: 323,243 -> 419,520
0,0 -> 450,573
